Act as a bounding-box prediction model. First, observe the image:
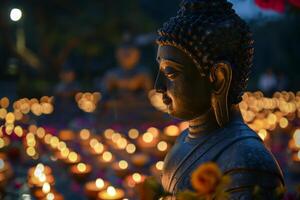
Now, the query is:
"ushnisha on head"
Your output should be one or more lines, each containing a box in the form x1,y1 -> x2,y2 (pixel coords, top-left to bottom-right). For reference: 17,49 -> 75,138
155,0 -> 254,127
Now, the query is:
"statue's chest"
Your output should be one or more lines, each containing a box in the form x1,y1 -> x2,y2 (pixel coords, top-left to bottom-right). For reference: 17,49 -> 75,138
162,141 -> 193,190
161,129 -> 233,195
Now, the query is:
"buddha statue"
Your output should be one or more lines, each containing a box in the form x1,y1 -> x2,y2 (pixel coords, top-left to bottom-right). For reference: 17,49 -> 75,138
154,0 -> 284,199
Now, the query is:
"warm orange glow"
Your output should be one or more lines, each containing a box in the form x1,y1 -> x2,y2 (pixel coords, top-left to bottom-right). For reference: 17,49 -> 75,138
36,127 -> 46,138
5,112 -> 15,124
94,143 -> 104,154
0,108 -> 7,119
0,138 -> 5,148
142,132 -> 154,143
164,125 -> 180,136
95,178 -> 105,189
116,138 -> 127,149
77,163 -> 87,172
279,117 -> 288,128
156,161 -> 164,170
128,129 -> 139,139
80,129 -> 90,140
61,148 -> 70,158
102,151 -> 113,162
68,152 -> 78,162
0,97 -> 9,108
14,126 -> 23,137
147,127 -> 159,138
42,182 -> 51,194
157,141 -> 168,151
57,141 -> 66,151
107,186 -> 116,196
50,136 -> 59,148
104,129 -> 114,139
46,193 -> 55,200
258,129 -> 268,141
126,143 -> 136,154
118,160 -> 128,169
132,173 -> 142,183
89,138 -> 99,148
267,113 -> 277,125
26,147 -> 36,156
111,133 -> 121,143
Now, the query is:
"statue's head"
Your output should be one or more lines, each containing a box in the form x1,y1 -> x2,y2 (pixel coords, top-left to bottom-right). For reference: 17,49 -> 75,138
155,0 -> 254,126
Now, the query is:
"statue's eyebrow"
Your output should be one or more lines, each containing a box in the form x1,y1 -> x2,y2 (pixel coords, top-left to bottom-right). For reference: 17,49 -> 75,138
160,59 -> 184,71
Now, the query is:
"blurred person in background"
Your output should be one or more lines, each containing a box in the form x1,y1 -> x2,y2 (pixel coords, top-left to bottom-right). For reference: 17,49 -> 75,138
258,68 -> 277,96
53,67 -> 81,125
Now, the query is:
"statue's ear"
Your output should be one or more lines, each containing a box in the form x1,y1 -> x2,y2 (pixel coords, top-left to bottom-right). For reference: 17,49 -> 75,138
209,62 -> 232,127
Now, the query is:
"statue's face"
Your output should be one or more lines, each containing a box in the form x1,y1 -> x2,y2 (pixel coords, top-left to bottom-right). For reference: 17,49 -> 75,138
155,45 -> 212,120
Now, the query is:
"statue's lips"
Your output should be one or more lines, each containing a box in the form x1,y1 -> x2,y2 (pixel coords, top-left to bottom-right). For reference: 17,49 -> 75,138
162,94 -> 172,105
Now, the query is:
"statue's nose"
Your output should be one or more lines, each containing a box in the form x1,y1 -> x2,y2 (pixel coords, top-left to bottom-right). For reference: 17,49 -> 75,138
154,70 -> 166,93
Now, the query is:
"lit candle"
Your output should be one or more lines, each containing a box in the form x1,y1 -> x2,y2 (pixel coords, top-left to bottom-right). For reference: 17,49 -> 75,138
40,191 -> 64,200
70,163 -> 92,180
153,141 -> 169,158
112,160 -> 129,178
33,182 -> 54,199
98,186 -> 125,200
124,172 -> 146,195
64,152 -> 81,165
150,161 -> 164,181
98,151 -> 115,168
84,178 -> 109,199
136,132 -> 158,151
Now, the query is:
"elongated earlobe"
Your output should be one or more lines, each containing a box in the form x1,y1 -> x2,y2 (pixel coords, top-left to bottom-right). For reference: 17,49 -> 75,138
210,62 -> 232,127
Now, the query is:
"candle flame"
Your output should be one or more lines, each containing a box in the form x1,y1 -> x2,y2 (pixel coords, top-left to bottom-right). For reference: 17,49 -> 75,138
46,193 -> 54,200
42,182 -> 51,194
125,143 -> 136,154
95,178 -> 104,189
132,173 -> 142,183
157,141 -> 168,151
38,174 -> 46,182
102,151 -> 112,162
107,186 -> 116,196
118,160 -> 128,169
142,132 -> 154,143
156,161 -> 164,170
128,129 -> 139,139
77,163 -> 87,172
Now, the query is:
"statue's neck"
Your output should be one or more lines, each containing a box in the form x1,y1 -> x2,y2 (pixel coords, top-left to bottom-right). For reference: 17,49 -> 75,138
188,105 -> 241,137
188,108 -> 219,137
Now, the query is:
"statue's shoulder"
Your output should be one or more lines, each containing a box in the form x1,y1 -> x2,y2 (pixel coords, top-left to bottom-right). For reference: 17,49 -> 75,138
219,124 -> 280,172
217,122 -> 284,189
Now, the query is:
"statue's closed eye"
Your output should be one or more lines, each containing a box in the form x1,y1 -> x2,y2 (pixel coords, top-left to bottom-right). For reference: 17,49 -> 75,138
163,66 -> 179,79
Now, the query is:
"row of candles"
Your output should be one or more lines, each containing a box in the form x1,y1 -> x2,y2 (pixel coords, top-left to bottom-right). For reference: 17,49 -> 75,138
28,126 -> 129,200
1,91 -> 300,200
31,121 -> 185,199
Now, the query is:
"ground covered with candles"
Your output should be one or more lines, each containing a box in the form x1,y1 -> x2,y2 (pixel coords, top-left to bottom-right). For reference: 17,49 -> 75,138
0,91 -> 300,199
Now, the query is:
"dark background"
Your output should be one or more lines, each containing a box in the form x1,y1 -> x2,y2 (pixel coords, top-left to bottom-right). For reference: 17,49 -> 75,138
0,0 -> 299,99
